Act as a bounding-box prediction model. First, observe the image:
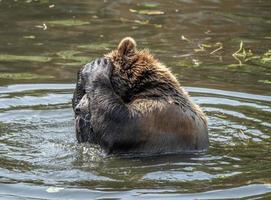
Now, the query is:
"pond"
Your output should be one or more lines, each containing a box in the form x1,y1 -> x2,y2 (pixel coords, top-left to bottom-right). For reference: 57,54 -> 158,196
0,0 -> 271,199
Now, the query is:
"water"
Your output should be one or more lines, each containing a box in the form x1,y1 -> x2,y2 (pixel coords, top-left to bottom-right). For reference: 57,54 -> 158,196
0,0 -> 271,199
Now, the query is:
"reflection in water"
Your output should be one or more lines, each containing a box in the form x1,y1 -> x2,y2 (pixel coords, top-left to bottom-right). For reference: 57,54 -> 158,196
0,0 -> 271,199
0,84 -> 270,199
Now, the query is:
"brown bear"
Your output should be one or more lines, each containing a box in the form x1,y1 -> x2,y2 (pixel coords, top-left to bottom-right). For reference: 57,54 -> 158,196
72,37 -> 209,155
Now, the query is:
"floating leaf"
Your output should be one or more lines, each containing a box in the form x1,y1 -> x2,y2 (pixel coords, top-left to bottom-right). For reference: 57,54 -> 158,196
217,175 -> 227,179
201,44 -> 212,48
48,19 -> 90,26
214,114 -> 227,119
134,19 -> 149,25
141,2 -> 160,8
258,80 -> 271,84
46,187 -> 64,193
153,24 -> 162,28
129,9 -> 137,13
181,35 -> 191,42
261,50 -> 271,63
194,44 -> 206,52
139,10 -> 164,15
129,9 -> 164,15
192,59 -> 201,67
35,23 -> 47,30
23,35 -> 36,39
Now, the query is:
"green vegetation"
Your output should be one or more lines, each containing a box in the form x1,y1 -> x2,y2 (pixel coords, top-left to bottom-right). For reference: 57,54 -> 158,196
0,54 -> 51,62
129,9 -> 164,15
232,41 -> 271,67
77,43 -> 111,51
47,19 -> 90,26
55,50 -> 91,65
0,73 -> 54,80
140,2 -> 160,8
181,35 -> 271,68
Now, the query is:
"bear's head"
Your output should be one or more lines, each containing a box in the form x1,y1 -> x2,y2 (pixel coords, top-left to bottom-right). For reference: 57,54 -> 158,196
105,37 -> 180,103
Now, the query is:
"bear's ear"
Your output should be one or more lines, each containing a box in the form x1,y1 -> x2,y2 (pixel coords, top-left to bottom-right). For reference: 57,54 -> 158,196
117,37 -> 137,56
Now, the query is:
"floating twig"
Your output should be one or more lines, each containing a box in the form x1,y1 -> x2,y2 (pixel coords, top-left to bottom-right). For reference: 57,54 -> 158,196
210,42 -> 223,54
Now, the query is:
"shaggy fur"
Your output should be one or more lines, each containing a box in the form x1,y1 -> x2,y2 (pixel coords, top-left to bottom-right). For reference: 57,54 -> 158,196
72,37 -> 209,155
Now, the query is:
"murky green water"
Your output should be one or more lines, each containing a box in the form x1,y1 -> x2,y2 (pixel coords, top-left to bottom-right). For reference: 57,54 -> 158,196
0,0 -> 271,199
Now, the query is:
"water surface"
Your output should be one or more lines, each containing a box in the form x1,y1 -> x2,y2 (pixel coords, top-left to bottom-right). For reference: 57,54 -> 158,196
0,0 -> 271,199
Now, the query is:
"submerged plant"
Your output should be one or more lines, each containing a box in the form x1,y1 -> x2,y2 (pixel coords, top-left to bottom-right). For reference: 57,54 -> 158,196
232,41 -> 271,67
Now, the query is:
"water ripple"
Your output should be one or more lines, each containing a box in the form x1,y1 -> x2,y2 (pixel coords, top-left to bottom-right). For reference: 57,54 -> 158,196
0,83 -> 270,197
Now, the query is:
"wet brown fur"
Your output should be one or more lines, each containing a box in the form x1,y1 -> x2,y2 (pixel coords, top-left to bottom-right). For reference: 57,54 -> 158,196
102,37 -> 209,153
73,37 -> 209,154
